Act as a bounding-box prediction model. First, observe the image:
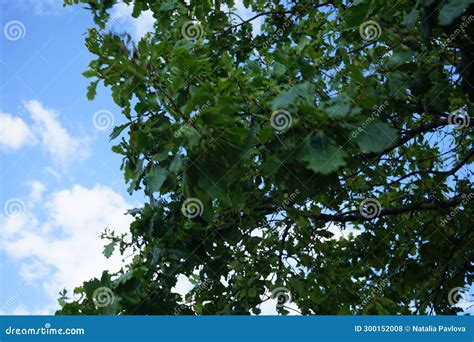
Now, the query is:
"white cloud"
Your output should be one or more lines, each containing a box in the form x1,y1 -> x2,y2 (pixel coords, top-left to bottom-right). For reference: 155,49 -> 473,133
0,113 -> 37,151
28,181 -> 46,204
1,101 -> 89,167
110,3 -> 154,40
26,100 -> 89,165
0,184 -> 134,314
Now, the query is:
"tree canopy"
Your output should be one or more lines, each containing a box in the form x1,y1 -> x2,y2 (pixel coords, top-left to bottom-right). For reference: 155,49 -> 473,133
57,0 -> 473,315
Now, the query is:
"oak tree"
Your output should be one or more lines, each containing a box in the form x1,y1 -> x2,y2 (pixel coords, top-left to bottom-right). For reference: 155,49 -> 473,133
58,0 -> 473,315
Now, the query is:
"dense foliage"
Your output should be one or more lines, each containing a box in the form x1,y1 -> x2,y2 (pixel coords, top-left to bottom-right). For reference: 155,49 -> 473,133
58,0 -> 473,315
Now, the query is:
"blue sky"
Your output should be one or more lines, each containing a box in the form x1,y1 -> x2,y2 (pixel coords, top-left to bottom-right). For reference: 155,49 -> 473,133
0,0 -> 154,314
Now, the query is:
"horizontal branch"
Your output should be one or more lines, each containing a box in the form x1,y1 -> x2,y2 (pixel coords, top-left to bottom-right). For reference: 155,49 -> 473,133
222,10 -> 296,33
314,191 -> 472,223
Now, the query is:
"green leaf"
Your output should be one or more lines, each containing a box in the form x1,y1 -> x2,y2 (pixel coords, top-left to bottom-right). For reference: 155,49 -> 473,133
169,153 -> 183,174
343,2 -> 371,27
159,2 -> 177,11
270,82 -> 315,110
146,164 -> 167,194
438,0 -> 474,25
182,126 -> 201,148
298,134 -> 347,174
86,80 -> 99,100
323,93 -> 355,118
113,271 -> 134,286
103,241 -> 116,258
402,7 -> 419,26
273,62 -> 286,77
110,123 -> 130,140
355,123 -> 398,153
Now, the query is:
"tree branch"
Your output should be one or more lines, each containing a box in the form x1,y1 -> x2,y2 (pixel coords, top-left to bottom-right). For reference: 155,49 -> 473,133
313,191 -> 472,223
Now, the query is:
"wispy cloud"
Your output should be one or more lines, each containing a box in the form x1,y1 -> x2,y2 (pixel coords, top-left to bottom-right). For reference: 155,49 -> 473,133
26,100 -> 90,166
1,101 -> 89,167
